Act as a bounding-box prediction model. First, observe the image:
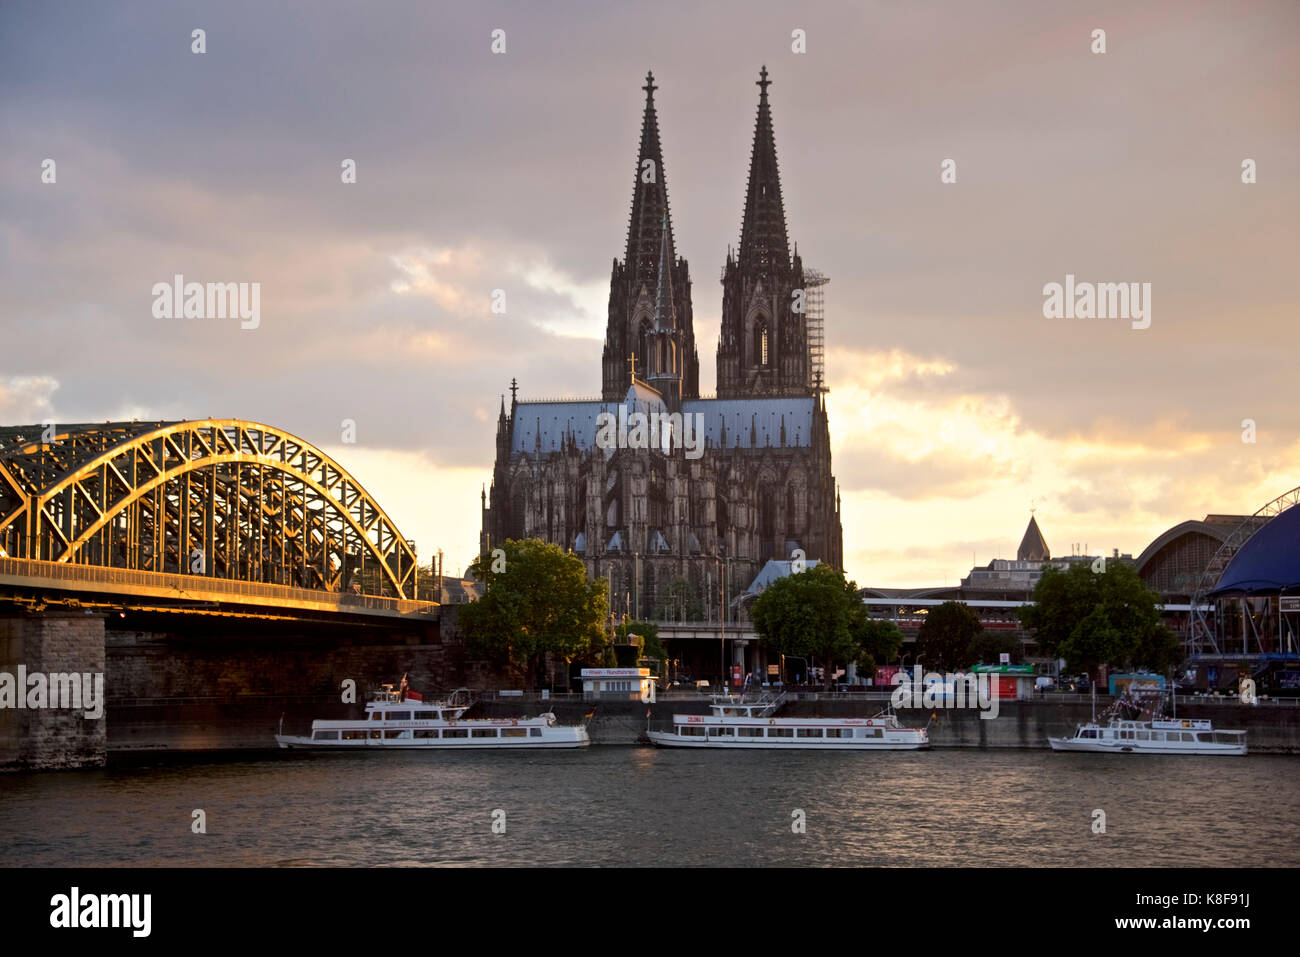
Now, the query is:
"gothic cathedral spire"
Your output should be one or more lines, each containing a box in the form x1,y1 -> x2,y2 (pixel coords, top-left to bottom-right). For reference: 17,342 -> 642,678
603,72 -> 699,401
717,66 -> 809,399
738,65 -> 790,274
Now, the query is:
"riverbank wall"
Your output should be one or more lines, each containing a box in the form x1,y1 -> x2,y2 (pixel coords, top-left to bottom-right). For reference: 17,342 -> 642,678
98,691 -> 1300,756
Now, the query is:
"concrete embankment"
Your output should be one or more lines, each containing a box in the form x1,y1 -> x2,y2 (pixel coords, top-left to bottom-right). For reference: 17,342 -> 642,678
101,692 -> 1300,755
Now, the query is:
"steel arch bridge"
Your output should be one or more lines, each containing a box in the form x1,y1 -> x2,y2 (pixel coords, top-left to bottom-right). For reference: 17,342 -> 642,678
0,419 -> 419,599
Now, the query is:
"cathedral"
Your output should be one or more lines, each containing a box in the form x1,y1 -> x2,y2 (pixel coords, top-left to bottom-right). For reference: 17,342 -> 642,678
481,67 -> 843,623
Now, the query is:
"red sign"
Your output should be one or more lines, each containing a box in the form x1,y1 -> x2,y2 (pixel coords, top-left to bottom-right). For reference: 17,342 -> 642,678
732,665 -> 742,687
875,665 -> 900,686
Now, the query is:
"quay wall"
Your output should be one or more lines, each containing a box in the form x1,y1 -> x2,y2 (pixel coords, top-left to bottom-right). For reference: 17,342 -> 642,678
103,692 -> 1300,755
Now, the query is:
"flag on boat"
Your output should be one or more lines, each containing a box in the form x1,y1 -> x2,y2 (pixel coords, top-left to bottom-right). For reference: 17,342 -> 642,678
407,689 -> 423,702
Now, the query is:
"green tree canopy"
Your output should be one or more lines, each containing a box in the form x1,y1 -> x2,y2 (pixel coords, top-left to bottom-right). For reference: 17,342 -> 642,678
752,563 -> 878,689
615,619 -> 668,665
971,631 -> 1023,666
916,601 -> 984,672
855,618 -> 904,678
460,538 -> 609,686
1018,561 -> 1179,677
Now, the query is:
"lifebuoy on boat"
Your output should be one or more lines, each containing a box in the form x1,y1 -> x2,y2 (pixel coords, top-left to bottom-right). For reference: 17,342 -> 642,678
512,718 -> 518,726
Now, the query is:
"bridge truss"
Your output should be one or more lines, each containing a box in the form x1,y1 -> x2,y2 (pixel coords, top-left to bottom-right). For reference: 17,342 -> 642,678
0,419 -> 419,599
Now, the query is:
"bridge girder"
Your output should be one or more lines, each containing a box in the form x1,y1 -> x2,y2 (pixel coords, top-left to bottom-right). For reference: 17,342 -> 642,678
0,419 -> 420,599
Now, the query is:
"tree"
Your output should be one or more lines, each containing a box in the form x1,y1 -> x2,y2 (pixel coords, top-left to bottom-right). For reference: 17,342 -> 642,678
855,618 -> 904,678
916,601 -> 983,672
616,619 -> 668,662
459,538 -> 609,686
1018,561 -> 1177,678
752,563 -> 870,690
972,631 -> 1022,666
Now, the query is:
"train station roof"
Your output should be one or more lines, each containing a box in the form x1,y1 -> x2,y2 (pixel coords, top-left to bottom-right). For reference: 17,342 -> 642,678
1209,504 -> 1300,596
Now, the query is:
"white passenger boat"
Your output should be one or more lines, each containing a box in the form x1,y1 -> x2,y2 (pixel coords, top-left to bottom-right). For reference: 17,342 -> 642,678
275,683 -> 590,749
647,691 -> 929,750
1047,718 -> 1246,755
1047,686 -> 1246,755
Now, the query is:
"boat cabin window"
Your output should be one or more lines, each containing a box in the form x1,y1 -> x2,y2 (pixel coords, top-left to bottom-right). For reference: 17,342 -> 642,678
313,730 -> 340,741
384,729 -> 410,739
768,728 -> 793,738
471,728 -> 498,738
1080,729 -> 1097,739
797,728 -> 823,738
502,728 -> 527,738
707,727 -> 735,736
415,729 -> 439,739
529,728 -> 542,737
443,729 -> 468,738
825,729 -> 844,739
386,711 -> 411,721
738,727 -> 764,738
342,729 -> 367,740
1137,731 -> 1149,740
370,712 -> 381,720
679,726 -> 706,736
861,728 -> 882,738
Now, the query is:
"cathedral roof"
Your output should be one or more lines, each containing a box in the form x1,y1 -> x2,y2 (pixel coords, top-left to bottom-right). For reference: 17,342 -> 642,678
737,66 -> 790,273
742,557 -> 821,598
509,396 -> 815,454
1017,515 -> 1050,562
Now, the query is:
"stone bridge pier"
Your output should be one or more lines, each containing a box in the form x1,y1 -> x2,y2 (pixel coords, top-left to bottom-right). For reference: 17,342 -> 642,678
0,610 -> 107,770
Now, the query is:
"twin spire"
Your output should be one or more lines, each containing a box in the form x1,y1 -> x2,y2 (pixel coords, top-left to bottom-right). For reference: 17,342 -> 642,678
625,71 -> 674,288
737,65 -> 790,273
626,66 -> 792,290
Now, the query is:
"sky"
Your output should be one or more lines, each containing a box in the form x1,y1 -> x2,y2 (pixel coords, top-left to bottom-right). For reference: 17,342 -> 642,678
2,1 -> 1298,586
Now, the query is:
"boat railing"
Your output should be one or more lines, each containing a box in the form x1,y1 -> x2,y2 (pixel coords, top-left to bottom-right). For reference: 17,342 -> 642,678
743,690 -> 787,716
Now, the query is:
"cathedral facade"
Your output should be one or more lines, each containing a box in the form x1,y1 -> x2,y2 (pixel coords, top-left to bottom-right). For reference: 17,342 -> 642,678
481,68 -> 842,622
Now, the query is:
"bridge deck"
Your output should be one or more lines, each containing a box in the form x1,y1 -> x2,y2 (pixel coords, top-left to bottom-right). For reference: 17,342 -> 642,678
0,557 -> 437,620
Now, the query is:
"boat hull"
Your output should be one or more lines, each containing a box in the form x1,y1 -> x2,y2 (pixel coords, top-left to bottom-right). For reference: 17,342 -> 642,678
276,731 -> 589,750
1047,736 -> 1245,756
647,730 -> 927,750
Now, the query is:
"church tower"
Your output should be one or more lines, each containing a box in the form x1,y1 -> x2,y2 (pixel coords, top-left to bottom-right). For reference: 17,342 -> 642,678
717,66 -> 810,398
602,72 -> 700,401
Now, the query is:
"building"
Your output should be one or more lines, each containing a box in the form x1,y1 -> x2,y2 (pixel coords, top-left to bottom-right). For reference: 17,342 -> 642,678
481,68 -> 843,623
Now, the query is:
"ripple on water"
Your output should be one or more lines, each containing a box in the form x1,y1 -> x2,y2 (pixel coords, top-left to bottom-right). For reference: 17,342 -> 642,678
0,748 -> 1296,866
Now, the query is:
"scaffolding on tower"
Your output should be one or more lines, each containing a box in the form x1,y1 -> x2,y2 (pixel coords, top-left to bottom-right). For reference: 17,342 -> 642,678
803,268 -> 829,394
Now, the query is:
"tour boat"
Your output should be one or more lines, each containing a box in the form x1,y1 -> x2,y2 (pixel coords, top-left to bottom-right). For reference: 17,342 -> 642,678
275,683 -> 590,749
647,691 -> 929,750
1047,718 -> 1246,755
1047,686 -> 1246,755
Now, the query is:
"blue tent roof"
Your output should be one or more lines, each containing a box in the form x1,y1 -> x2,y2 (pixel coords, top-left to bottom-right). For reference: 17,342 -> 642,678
1209,505 -> 1300,596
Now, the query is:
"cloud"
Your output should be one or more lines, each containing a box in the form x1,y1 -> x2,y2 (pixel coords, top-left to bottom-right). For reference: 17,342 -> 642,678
0,376 -> 59,424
